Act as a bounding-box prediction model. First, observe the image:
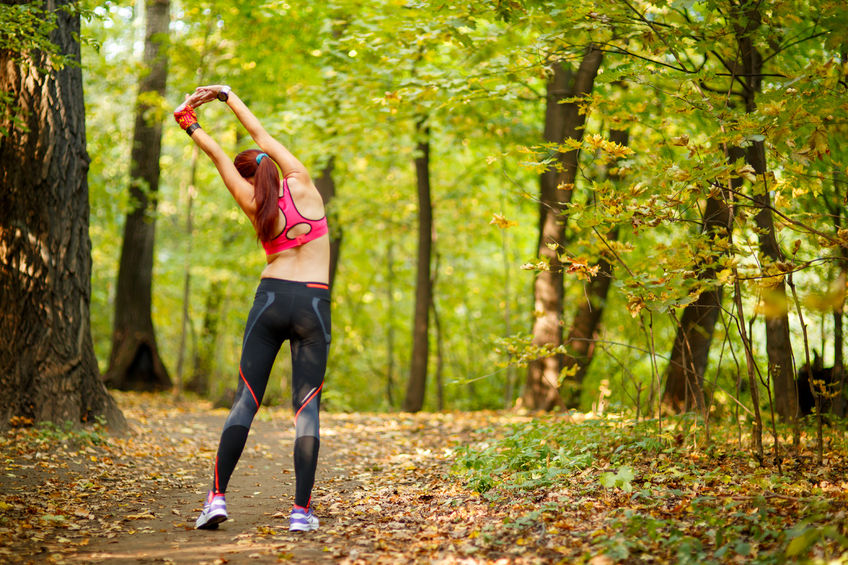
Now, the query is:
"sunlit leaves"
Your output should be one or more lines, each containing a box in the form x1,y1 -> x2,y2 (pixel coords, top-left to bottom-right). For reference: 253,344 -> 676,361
489,213 -> 518,229
0,3 -> 63,65
76,0 -> 848,414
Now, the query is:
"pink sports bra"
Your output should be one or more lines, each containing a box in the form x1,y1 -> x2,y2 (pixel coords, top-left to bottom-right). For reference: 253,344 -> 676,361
261,178 -> 328,255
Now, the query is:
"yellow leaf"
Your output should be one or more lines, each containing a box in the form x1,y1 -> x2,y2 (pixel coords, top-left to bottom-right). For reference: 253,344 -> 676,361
773,191 -> 790,208
791,183 -> 809,198
737,164 -> 757,183
808,129 -> 829,158
669,166 -> 690,181
626,295 -> 646,317
716,269 -> 734,284
489,213 -> 518,229
585,134 -> 605,150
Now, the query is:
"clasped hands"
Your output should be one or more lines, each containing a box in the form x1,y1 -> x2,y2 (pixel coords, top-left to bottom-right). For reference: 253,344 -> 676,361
183,85 -> 227,109
174,85 -> 227,134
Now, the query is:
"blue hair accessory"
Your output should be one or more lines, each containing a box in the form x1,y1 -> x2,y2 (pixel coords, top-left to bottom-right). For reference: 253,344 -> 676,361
256,152 -> 268,164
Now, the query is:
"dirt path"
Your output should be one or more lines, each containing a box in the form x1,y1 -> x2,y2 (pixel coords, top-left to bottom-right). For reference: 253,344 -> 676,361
7,393 -> 848,563
1,394 -> 542,565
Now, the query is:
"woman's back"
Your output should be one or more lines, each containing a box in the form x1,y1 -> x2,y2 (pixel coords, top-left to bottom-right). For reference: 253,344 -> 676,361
261,176 -> 330,283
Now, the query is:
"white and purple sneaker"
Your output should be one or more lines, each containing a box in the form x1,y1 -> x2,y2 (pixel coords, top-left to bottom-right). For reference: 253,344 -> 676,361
289,506 -> 319,532
195,491 -> 228,529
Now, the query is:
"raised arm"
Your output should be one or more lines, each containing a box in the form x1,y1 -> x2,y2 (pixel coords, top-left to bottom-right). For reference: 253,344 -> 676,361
174,99 -> 257,218
193,85 -> 310,183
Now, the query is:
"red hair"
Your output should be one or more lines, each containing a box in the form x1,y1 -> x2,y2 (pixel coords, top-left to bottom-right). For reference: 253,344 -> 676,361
234,149 -> 280,242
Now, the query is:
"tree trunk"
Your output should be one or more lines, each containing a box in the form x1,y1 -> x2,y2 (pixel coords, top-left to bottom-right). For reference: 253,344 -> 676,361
560,128 -> 629,408
0,0 -> 125,431
735,6 -> 796,422
386,239 -> 396,407
314,157 -> 341,289
829,167 -> 847,416
403,117 -> 433,412
834,50 -> 848,417
748,137 -> 795,420
662,186 -> 732,412
105,0 -> 171,391
186,279 -> 224,395
832,271 -> 846,417
499,194 -> 518,408
522,46 -> 603,411
431,285 -> 445,411
431,250 -> 444,411
175,146 -> 199,396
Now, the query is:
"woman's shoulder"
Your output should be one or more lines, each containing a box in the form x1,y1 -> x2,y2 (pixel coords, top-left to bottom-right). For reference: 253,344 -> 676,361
285,174 -> 319,198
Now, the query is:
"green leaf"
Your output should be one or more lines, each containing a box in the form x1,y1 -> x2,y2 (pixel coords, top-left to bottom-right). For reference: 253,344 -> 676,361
785,527 -> 820,557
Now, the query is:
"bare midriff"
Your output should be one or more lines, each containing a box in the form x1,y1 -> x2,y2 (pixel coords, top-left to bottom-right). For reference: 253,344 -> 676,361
261,234 -> 331,283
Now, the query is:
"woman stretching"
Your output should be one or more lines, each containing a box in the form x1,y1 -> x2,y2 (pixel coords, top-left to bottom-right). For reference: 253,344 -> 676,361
174,85 -> 330,532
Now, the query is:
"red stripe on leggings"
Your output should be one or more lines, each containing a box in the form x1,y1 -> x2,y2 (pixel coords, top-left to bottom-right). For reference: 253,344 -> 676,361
294,382 -> 324,425
239,366 -> 259,408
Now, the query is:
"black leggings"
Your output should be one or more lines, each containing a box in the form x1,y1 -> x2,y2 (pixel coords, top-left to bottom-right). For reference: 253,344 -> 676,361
211,278 -> 331,508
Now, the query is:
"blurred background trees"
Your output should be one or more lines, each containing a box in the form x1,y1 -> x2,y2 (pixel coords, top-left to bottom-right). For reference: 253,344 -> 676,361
4,0 -> 844,433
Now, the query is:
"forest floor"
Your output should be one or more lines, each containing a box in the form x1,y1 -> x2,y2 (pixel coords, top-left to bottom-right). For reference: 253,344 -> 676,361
1,392 -> 847,564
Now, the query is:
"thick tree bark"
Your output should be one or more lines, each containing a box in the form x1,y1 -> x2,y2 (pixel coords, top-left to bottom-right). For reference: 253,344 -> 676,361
0,0 -> 125,431
403,117 -> 433,412
314,157 -> 341,289
522,46 -> 603,411
105,0 -> 171,391
560,129 -> 629,408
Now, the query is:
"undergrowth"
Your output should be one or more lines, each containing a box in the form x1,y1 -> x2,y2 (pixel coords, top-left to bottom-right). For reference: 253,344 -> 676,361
452,414 -> 848,564
2,417 -> 109,451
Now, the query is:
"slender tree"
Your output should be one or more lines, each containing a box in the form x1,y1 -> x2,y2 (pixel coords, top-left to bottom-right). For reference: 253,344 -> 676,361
0,0 -> 125,430
523,47 -> 603,411
560,128 -> 629,408
403,116 -> 433,412
314,157 -> 342,288
186,279 -> 223,395
661,0 -> 797,417
662,168 -> 733,412
105,0 -> 171,391
732,1 -> 796,421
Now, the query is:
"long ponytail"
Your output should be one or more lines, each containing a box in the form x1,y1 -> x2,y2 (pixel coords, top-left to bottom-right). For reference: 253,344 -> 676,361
234,149 -> 280,242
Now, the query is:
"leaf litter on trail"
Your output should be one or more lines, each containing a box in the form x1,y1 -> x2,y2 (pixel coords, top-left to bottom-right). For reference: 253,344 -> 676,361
2,392 -> 847,563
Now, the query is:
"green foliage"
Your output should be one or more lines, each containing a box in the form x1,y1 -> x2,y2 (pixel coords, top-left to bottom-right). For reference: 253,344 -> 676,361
79,0 -> 847,418
453,414 -> 848,563
30,418 -> 109,448
0,3 -> 61,59
0,2 -> 87,136
786,523 -> 848,560
454,416 -> 670,493
599,465 -> 634,492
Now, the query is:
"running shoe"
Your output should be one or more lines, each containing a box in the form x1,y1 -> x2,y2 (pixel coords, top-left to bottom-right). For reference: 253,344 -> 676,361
195,491 -> 228,529
289,507 -> 319,532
